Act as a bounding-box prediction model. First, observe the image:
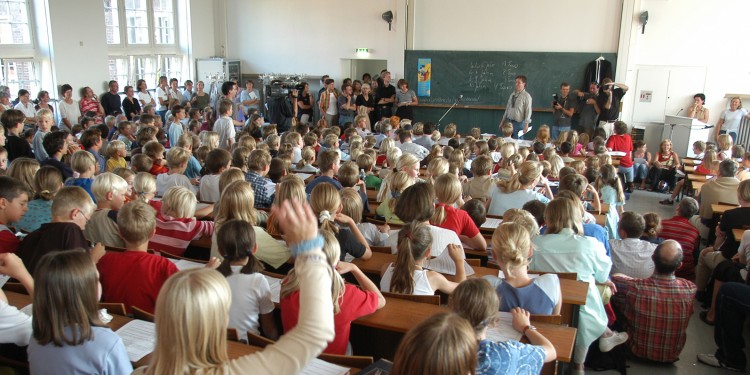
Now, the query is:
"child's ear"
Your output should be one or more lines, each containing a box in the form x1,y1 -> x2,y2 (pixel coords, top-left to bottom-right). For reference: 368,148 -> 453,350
0,197 -> 6,209
106,191 -> 114,201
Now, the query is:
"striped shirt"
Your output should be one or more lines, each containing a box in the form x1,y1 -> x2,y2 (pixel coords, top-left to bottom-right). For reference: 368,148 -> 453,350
149,214 -> 214,256
659,216 -> 699,280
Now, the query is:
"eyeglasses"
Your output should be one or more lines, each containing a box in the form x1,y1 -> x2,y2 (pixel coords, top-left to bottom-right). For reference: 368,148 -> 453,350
80,210 -> 91,223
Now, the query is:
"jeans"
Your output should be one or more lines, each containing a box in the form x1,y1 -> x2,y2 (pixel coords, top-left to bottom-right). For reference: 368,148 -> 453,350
719,130 -> 738,143
511,120 -> 525,139
618,165 -> 634,183
551,125 -> 570,141
634,163 -> 648,182
156,109 -> 168,124
714,282 -> 750,370
339,114 -> 354,126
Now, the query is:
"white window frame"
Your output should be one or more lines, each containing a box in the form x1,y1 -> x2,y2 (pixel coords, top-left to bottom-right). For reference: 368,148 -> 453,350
0,58 -> 41,96
105,0 -> 178,48
106,54 -> 184,88
0,0 -> 35,49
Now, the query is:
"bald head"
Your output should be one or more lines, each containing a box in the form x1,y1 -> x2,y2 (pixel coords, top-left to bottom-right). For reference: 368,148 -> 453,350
652,239 -> 683,275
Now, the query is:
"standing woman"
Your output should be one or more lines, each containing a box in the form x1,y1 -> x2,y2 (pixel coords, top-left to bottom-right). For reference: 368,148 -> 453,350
136,79 -> 155,108
356,83 -> 377,126
715,96 -> 750,143
688,93 -> 710,124
122,85 -> 142,121
395,79 -> 418,121
78,86 -> 104,122
34,90 -> 54,116
296,82 -> 314,124
191,80 -> 210,112
57,84 -> 80,132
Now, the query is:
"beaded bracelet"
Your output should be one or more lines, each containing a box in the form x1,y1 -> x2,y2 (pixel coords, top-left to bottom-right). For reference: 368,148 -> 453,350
290,234 -> 324,257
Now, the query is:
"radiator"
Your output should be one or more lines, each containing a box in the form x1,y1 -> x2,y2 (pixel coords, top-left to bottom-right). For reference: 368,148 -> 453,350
738,116 -> 750,148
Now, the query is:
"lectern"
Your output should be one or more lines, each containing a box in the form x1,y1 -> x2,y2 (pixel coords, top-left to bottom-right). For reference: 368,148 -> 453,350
662,115 -> 710,158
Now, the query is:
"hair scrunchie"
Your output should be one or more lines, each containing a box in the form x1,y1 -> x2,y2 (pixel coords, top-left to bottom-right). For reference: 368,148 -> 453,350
391,191 -> 401,199
319,210 -> 332,223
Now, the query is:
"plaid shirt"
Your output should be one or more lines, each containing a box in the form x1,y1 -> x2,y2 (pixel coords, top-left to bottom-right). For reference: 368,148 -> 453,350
611,274 -> 696,362
659,216 -> 700,280
244,171 -> 274,209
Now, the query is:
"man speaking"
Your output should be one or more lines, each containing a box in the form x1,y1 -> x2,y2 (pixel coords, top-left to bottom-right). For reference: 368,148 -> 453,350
500,75 -> 532,139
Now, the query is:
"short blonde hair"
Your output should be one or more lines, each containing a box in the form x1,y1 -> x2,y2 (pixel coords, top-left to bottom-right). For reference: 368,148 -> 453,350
132,172 -> 156,202
70,150 -> 96,173
92,172 -> 128,202
443,123 -> 457,138
199,131 -> 219,150
502,208 -> 540,238
337,161 -> 359,188
142,140 -> 165,159
718,133 -> 733,151
237,134 -> 257,151
106,140 -> 126,158
117,201 -> 156,243
36,108 -> 53,121
166,147 -> 191,168
161,186 -> 197,218
427,157 -> 449,180
51,186 -> 95,218
247,149 -> 271,171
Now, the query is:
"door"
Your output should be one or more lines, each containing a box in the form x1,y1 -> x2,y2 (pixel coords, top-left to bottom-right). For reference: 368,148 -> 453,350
632,68 -> 670,123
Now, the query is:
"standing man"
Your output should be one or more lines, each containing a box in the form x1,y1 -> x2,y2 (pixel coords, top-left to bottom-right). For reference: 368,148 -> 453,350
100,80 -> 121,116
155,76 -> 170,123
338,83 -> 356,126
500,75 -> 532,139
596,78 -> 628,137
319,78 -> 338,126
574,82 -> 601,137
375,71 -> 396,120
551,82 -> 575,141
181,80 -> 193,106
240,80 -> 260,117
219,81 -> 243,128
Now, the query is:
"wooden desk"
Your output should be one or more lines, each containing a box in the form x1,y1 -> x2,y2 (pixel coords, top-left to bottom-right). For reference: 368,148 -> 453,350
733,228 -> 747,242
692,181 -> 705,195
684,165 -> 695,173
688,173 -> 710,183
711,203 -> 739,216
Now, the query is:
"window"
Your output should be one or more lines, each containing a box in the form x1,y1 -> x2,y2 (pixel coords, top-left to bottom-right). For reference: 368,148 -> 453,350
161,55 -> 182,83
133,56 -> 157,86
106,0 -> 176,46
108,55 -> 182,88
108,57 -> 130,85
0,0 -> 31,45
0,59 -> 40,97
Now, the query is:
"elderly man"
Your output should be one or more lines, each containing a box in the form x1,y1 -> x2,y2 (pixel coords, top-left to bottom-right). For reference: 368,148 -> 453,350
500,75 -> 532,139
612,240 -> 696,363
659,197 -> 701,280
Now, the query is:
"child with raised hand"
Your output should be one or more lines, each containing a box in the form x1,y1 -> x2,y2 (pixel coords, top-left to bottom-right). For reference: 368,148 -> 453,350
105,139 -> 127,172
310,182 -> 372,260
485,222 -> 561,315
449,279 -> 556,375
16,166 -> 62,232
432,173 -> 487,252
340,187 -> 389,246
149,185 -> 214,257
380,221 -> 465,295
132,199 -> 335,375
0,252 -> 33,345
28,249 -> 132,374
281,229 -> 384,355
0,176 -> 30,253
216,219 -> 278,342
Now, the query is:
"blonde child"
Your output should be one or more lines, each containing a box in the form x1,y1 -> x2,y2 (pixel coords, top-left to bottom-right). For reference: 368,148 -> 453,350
132,172 -> 157,210
280,229 -> 384,355
199,148 -> 232,203
356,153 -> 379,191
231,146 -> 251,171
295,146 -> 319,173
377,137 -> 395,166
175,133 -> 202,179
534,125 -> 551,145
379,147 -> 402,180
426,157 -> 449,185
237,134 -> 257,152
105,140 -> 127,172
433,173 -> 486,251
199,130 -> 219,151
376,171 -> 416,225
156,147 -> 196,196
16,166 -> 62,232
6,157 -> 39,195
83,172 -> 128,248
112,167 -> 135,203
143,140 -> 168,175
463,155 -> 494,202
380,221 -> 465,295
341,187 -> 389,246
148,185 -> 214,257
32,108 -> 54,162
65,150 -> 97,201
717,133 -> 733,161
310,182 -> 372,260
596,164 -> 626,239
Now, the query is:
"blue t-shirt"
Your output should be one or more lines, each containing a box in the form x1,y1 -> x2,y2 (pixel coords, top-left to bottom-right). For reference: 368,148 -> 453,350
15,199 -> 52,233
27,326 -> 132,375
304,176 -> 343,195
477,339 -> 545,375
184,155 -> 202,179
65,177 -> 95,202
494,274 -> 560,315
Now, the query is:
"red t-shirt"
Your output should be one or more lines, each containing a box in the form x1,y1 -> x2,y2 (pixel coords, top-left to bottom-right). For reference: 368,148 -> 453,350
280,284 -> 379,355
149,163 -> 169,175
606,134 -> 633,167
97,251 -> 178,314
0,226 -> 20,253
434,204 -> 480,238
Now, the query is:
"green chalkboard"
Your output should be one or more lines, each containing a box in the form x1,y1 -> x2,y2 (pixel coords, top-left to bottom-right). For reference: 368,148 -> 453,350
405,50 -> 617,108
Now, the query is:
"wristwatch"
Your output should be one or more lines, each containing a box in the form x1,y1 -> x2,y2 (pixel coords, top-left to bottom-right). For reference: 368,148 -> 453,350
522,325 -> 537,336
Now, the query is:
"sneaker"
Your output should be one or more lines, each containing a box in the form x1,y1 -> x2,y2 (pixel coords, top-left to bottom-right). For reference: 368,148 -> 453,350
599,331 -> 628,352
697,353 -> 744,372
659,199 -> 674,205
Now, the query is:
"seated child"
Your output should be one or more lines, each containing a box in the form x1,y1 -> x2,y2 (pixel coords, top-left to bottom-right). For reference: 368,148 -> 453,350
461,198 -> 487,229
244,149 -> 275,209
17,186 -> 100,275
609,211 -> 657,279
40,131 -> 75,180
462,155 -> 494,202
106,140 -> 128,172
130,154 -> 152,174
16,166 -> 62,233
143,140 -> 168,175
0,176 -> 31,253
295,146 -> 319,173
175,133 -> 202,179
641,212 -> 665,245
64,150 -> 97,201
337,161 -> 370,217
83,172 -> 128,248
432,173 -> 486,251
97,201 -> 179,314
148,186 -> 214,257
199,148 -> 232,203
305,150 -> 342,194
340,188 -> 388,247
156,147 -> 196,196
310,182 -> 372,260
116,121 -> 136,151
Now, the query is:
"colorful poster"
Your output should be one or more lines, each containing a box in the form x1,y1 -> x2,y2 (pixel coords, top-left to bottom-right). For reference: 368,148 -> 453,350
417,58 -> 431,96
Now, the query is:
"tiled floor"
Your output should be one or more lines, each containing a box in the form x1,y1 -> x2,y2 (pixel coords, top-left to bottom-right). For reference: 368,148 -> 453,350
589,190 -> 750,374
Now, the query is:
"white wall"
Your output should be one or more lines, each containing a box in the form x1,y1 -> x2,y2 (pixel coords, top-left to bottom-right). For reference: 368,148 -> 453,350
223,0 -> 406,81
412,0 -> 622,52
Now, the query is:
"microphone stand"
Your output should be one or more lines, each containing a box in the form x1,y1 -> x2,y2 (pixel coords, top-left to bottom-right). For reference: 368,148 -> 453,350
436,96 -> 462,130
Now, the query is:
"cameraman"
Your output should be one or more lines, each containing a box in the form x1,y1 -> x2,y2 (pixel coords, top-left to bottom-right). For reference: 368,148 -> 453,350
596,78 -> 628,137
551,82 -> 574,141
268,84 -> 298,133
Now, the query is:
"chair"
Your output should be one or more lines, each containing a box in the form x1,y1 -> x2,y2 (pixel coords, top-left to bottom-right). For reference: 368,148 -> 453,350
132,306 -> 155,322
530,314 -> 563,325
465,258 -> 481,267
2,282 -> 27,295
530,271 -> 578,280
99,302 -> 127,316
371,246 -> 392,254
246,331 -> 275,348
318,353 -> 374,368
487,261 -> 500,270
382,291 -> 441,305
226,328 -> 240,342
260,270 -> 287,280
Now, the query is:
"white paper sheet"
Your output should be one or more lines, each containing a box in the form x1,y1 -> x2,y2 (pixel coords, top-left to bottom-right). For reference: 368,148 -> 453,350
263,275 -> 282,304
481,218 -> 503,230
295,173 -> 314,182
423,250 -> 475,276
115,319 -> 156,362
299,358 -> 350,375
0,274 -> 9,288
485,312 -> 523,343
633,158 -> 648,165
167,258 -> 206,270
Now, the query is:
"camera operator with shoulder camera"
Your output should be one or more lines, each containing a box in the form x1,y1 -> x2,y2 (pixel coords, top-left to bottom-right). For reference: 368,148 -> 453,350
267,82 -> 299,133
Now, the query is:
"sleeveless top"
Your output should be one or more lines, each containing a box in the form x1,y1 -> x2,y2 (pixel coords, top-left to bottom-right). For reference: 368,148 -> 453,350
656,152 -> 675,167
490,274 -> 560,315
380,264 -> 434,296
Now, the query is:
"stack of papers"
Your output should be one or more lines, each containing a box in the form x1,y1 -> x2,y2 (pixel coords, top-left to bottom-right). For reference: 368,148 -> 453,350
481,217 -> 503,230
263,275 -> 282,304
423,250 -> 475,276
299,358 -> 350,375
115,320 -> 156,362
485,311 -> 523,342
167,258 -> 206,271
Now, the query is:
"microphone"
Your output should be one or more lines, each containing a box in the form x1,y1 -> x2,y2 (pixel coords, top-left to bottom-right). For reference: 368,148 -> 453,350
675,108 -> 684,116
703,125 -> 715,129
458,94 -> 463,102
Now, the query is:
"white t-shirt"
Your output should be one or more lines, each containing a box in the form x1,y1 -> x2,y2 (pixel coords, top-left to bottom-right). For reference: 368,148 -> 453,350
226,266 -> 275,342
720,108 -> 749,133
199,174 -> 221,203
380,265 -> 434,295
137,91 -> 153,106
58,99 -> 81,130
0,299 -> 32,346
156,173 -> 196,196
487,186 -> 550,217
215,116 -> 236,150
155,86 -> 169,110
356,222 -> 389,247
384,224 -> 463,257
14,101 -> 35,118
326,92 -> 338,115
